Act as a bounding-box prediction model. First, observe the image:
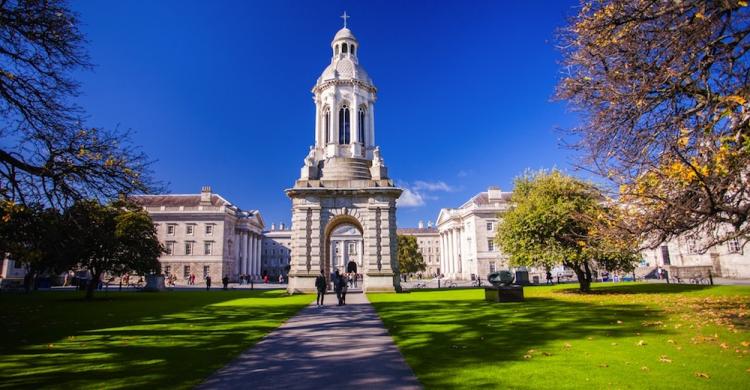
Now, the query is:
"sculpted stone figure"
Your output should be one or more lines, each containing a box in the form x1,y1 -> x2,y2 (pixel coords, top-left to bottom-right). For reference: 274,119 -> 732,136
304,146 -> 315,167
372,146 -> 383,167
488,270 -> 515,287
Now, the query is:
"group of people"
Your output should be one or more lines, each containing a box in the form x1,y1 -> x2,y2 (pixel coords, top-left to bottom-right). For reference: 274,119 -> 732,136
314,269 -> 356,306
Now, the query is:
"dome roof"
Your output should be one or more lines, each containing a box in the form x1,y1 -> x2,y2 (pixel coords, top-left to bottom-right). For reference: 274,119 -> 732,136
333,27 -> 357,42
317,58 -> 372,85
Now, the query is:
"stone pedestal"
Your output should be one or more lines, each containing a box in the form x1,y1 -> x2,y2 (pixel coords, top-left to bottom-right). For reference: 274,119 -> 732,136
144,274 -> 166,292
484,285 -> 524,302
515,270 -> 530,285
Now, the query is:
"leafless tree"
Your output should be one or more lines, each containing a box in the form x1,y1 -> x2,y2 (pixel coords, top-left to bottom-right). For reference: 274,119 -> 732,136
0,0 -> 156,207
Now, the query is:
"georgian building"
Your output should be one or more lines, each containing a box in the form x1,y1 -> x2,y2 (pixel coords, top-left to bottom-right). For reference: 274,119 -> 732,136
641,235 -> 749,278
261,224 -> 292,280
131,186 -> 264,283
397,221 -> 441,277
436,187 -> 511,280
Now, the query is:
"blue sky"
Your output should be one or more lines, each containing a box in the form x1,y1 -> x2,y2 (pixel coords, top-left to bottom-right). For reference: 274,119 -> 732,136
72,0 -> 582,228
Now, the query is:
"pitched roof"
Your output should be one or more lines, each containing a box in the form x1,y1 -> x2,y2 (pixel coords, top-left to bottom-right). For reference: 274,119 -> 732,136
397,227 -> 438,235
130,194 -> 230,208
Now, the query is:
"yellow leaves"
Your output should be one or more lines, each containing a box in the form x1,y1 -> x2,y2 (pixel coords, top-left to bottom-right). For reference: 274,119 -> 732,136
641,366 -> 650,371
659,355 -> 672,363
564,342 -> 573,349
740,1 -> 749,7
637,340 -> 647,346
694,372 -> 710,379
725,95 -> 747,105
741,341 -> 750,347
523,354 -> 532,359
77,146 -> 86,158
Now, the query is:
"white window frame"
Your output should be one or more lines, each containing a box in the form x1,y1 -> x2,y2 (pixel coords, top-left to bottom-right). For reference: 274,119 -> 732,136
204,241 -> 213,255
167,224 -> 176,236
166,241 -> 175,255
205,224 -> 214,236
185,241 -> 194,255
186,224 -> 195,236
487,240 -> 495,251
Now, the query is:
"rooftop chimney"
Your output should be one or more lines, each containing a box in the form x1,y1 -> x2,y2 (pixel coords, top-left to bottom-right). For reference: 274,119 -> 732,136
200,186 -> 212,205
487,186 -> 503,201
418,220 -> 424,229
271,223 -> 276,231
427,221 -> 433,228
280,222 -> 286,230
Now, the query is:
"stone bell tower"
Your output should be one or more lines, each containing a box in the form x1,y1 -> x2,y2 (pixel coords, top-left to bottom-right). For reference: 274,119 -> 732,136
286,16 -> 402,293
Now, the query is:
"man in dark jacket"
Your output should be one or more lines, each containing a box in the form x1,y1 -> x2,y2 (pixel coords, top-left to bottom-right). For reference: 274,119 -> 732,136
222,275 -> 229,290
315,270 -> 327,306
333,270 -> 344,306
205,275 -> 212,291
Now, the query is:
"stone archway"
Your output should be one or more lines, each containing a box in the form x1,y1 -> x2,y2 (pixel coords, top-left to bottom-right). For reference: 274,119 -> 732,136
323,215 -> 364,287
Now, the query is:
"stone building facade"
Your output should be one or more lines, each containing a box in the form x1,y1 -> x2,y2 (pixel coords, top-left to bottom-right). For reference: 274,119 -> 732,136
132,186 -> 264,283
397,221 -> 441,277
261,224 -> 292,280
641,235 -> 749,278
286,24 -> 402,293
436,187 -> 511,280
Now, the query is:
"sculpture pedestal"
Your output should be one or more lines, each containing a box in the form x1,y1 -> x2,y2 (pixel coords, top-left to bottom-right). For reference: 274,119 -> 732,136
144,275 -> 166,292
485,285 -> 524,302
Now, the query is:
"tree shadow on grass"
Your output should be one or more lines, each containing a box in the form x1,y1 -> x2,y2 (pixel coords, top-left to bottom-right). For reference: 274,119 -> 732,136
558,283 -> 718,295
0,290 -> 312,389
371,295 -> 669,389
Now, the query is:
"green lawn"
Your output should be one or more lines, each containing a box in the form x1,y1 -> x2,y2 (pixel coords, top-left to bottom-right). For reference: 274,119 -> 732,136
0,289 -> 313,389
369,283 -> 750,389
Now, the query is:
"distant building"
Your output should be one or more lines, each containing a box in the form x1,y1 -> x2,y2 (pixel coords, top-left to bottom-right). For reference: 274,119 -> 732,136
397,220 -> 441,277
0,258 -> 25,286
131,186 -> 264,283
641,235 -> 749,278
262,223 -> 292,280
436,187 -> 512,280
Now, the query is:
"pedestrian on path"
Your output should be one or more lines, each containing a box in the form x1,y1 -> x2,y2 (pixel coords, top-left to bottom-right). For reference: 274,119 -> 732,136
334,270 -> 344,306
206,275 -> 212,291
222,275 -> 229,290
315,270 -> 326,306
341,273 -> 349,305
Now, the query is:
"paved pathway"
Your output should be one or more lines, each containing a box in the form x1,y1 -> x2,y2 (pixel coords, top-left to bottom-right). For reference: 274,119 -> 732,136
198,292 -> 422,390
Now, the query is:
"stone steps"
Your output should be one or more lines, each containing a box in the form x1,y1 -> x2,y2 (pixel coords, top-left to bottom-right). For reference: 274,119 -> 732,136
320,157 -> 372,180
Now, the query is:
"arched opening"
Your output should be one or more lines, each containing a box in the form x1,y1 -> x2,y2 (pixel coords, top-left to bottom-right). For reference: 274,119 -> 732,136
358,106 -> 366,145
323,215 -> 364,288
339,104 -> 351,144
335,44 -> 339,55
323,106 -> 331,143
351,45 -> 356,55
342,42 -> 348,53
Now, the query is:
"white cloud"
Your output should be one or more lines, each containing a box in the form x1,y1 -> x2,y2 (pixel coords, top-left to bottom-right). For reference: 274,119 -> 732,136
413,180 -> 456,192
397,188 -> 425,207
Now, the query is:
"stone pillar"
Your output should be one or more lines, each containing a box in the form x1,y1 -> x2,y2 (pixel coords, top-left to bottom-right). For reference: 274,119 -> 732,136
440,233 -> 446,276
287,203 -> 323,293
239,231 -> 246,275
369,101 -> 375,148
314,99 -> 321,147
255,233 -> 262,276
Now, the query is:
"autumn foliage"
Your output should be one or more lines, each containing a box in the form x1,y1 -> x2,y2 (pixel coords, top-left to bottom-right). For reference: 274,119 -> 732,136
557,0 -> 750,251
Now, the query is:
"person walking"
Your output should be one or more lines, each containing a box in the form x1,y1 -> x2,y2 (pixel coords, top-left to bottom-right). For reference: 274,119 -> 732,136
546,270 -> 553,285
315,270 -> 327,306
222,275 -> 229,290
341,273 -> 349,305
333,270 -> 344,306
205,275 -> 212,291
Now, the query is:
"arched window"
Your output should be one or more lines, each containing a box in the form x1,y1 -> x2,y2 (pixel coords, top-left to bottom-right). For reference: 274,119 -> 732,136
351,45 -> 356,55
324,107 -> 331,143
358,107 -> 366,144
339,105 -> 350,144
335,45 -> 339,55
342,43 -> 348,53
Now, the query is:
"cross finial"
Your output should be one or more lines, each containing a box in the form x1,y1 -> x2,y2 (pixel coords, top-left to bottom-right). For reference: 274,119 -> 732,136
340,11 -> 350,28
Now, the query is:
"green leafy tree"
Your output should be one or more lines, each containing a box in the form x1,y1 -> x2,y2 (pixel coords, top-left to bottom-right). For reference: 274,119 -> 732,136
397,235 -> 426,279
64,199 -> 162,299
0,202 -> 71,292
495,170 -> 639,292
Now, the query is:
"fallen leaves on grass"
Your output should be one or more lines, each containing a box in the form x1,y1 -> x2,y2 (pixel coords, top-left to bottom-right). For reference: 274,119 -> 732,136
523,354 -> 532,359
641,366 -> 649,371
637,340 -> 647,346
694,372 -> 710,379
659,355 -> 672,363
563,342 -> 572,349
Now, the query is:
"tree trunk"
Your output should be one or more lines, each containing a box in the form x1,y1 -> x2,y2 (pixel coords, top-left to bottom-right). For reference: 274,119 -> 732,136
85,270 -> 100,299
23,271 -> 34,294
570,263 -> 592,293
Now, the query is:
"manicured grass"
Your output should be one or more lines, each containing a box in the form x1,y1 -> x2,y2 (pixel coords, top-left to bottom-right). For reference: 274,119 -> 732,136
0,289 -> 313,389
369,283 -> 750,389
